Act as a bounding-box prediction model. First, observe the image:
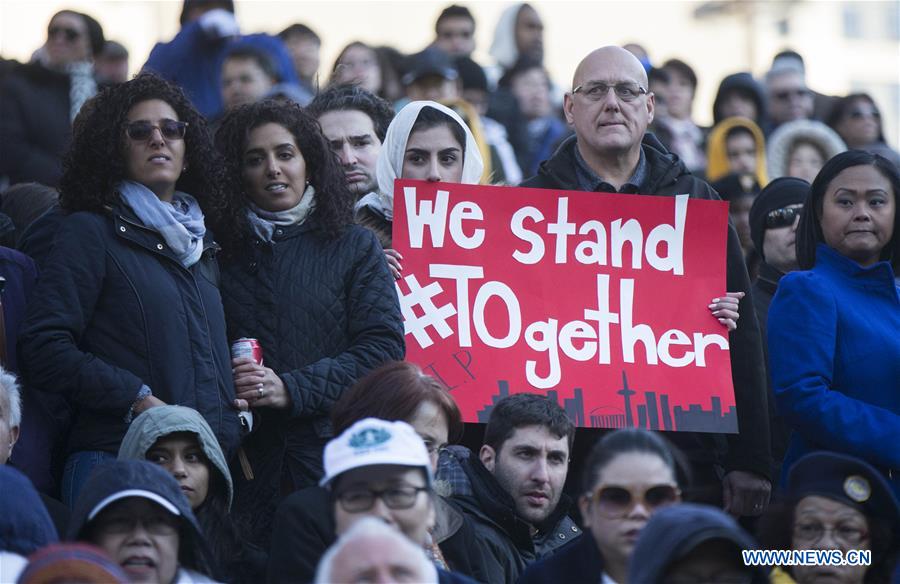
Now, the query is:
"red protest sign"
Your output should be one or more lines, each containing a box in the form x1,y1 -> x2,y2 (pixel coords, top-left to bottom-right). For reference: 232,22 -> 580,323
393,179 -> 736,434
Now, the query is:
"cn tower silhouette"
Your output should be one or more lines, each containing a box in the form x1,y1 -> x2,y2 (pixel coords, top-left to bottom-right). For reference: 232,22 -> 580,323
617,371 -> 635,427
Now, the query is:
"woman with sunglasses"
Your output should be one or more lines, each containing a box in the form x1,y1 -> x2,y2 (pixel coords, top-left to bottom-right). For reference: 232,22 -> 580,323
20,73 -> 242,507
826,93 -> 900,169
0,9 -> 104,187
213,99 -> 404,550
518,428 -> 685,584
767,150 -> 900,499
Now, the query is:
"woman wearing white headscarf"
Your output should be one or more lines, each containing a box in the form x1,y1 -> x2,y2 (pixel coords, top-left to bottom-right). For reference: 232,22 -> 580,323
355,101 -> 484,264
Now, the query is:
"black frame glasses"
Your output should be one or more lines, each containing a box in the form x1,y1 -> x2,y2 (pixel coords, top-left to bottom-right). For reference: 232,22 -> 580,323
572,82 -> 648,102
336,485 -> 430,513
125,120 -> 189,142
765,207 -> 801,229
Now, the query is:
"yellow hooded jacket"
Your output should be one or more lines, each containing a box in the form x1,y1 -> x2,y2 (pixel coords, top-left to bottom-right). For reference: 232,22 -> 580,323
706,116 -> 768,186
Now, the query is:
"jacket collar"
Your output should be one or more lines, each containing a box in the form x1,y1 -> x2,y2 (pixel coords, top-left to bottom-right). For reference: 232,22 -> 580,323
536,133 -> 687,195
463,453 -> 575,550
814,243 -> 898,293
112,204 -> 218,259
756,261 -> 786,295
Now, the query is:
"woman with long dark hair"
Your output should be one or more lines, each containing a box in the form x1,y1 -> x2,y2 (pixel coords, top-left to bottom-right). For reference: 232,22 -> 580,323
768,150 -> 900,497
214,99 -> 404,548
19,73 -> 241,507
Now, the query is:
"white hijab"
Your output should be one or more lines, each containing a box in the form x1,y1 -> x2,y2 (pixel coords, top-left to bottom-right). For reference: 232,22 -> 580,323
362,101 -> 484,220
489,3 -> 525,70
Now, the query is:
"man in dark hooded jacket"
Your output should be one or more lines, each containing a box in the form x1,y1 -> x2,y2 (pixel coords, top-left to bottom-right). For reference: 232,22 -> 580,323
521,46 -> 772,519
437,394 -> 581,584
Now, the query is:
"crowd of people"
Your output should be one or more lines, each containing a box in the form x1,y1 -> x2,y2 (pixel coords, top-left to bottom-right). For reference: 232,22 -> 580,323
1,1 -> 898,583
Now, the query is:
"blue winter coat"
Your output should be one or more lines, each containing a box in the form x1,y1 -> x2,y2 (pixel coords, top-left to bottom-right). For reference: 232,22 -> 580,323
768,244 -> 900,497
220,217 -> 404,543
143,22 -> 298,119
19,205 -> 241,458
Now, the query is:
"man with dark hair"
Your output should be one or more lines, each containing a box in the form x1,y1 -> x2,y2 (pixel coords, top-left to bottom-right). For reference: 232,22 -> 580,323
499,57 -> 568,176
521,46 -> 772,521
94,40 -> 129,84
434,5 -> 476,58
144,0 -> 298,117
279,23 -> 320,93
438,393 -> 580,584
307,85 -> 394,199
220,45 -> 278,111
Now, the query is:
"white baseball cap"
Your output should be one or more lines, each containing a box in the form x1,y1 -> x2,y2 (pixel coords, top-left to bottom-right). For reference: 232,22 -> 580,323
320,418 -> 434,488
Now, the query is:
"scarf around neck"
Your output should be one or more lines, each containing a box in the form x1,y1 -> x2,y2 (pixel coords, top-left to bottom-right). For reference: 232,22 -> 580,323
246,184 -> 316,242
118,180 -> 206,268
66,61 -> 97,123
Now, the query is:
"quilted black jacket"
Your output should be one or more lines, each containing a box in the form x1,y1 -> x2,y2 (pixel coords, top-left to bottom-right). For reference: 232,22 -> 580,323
220,218 -> 404,540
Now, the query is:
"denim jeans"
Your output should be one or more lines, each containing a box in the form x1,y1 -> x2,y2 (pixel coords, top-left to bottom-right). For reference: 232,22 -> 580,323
62,450 -> 115,508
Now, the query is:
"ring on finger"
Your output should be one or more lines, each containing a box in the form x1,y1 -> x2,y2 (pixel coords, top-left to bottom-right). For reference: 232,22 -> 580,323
258,386 -> 264,398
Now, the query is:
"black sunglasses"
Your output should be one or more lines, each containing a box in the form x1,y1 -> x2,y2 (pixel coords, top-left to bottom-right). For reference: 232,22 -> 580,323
125,120 -> 189,141
766,206 -> 801,229
48,26 -> 82,42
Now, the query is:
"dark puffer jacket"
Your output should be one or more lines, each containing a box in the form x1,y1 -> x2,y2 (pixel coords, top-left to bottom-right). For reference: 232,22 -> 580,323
19,205 -> 241,458
220,218 -> 404,542
522,134 -> 772,483
438,446 -> 582,584
0,62 -> 73,186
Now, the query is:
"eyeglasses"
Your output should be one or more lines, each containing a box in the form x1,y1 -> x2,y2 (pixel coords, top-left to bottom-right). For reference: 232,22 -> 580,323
125,119 -> 189,141
773,88 -> 810,101
848,109 -> 881,120
48,26 -> 82,42
572,82 -> 648,102
590,483 -> 680,518
336,485 -> 430,513
93,515 -> 179,536
766,206 -> 802,229
793,521 -> 868,546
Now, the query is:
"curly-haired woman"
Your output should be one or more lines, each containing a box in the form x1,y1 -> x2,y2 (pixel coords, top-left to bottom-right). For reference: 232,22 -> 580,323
19,73 -> 242,507
213,99 -> 404,546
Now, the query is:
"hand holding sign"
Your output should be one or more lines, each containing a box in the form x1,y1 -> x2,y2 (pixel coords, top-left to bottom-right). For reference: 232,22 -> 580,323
394,180 -> 737,434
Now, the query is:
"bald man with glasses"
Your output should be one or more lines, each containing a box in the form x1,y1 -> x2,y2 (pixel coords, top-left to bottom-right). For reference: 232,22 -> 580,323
521,46 -> 773,521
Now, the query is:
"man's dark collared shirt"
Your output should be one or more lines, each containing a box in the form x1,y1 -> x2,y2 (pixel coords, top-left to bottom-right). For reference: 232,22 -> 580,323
573,145 -> 648,193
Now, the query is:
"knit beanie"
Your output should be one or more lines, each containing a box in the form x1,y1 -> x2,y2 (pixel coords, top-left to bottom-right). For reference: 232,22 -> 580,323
748,177 -> 809,260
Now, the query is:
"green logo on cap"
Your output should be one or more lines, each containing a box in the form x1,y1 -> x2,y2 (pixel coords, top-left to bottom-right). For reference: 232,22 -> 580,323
349,427 -> 391,450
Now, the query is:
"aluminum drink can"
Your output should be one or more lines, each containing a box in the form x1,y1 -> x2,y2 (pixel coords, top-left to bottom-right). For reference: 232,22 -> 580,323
231,338 -> 263,365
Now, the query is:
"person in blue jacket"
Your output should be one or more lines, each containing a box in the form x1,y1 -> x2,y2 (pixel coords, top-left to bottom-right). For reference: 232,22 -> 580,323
142,0 -> 299,119
19,73 -> 242,507
768,149 -> 900,498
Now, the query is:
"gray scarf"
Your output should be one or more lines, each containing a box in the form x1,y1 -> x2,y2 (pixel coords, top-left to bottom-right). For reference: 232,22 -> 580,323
118,180 -> 206,268
66,61 -> 97,123
246,184 -> 316,242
